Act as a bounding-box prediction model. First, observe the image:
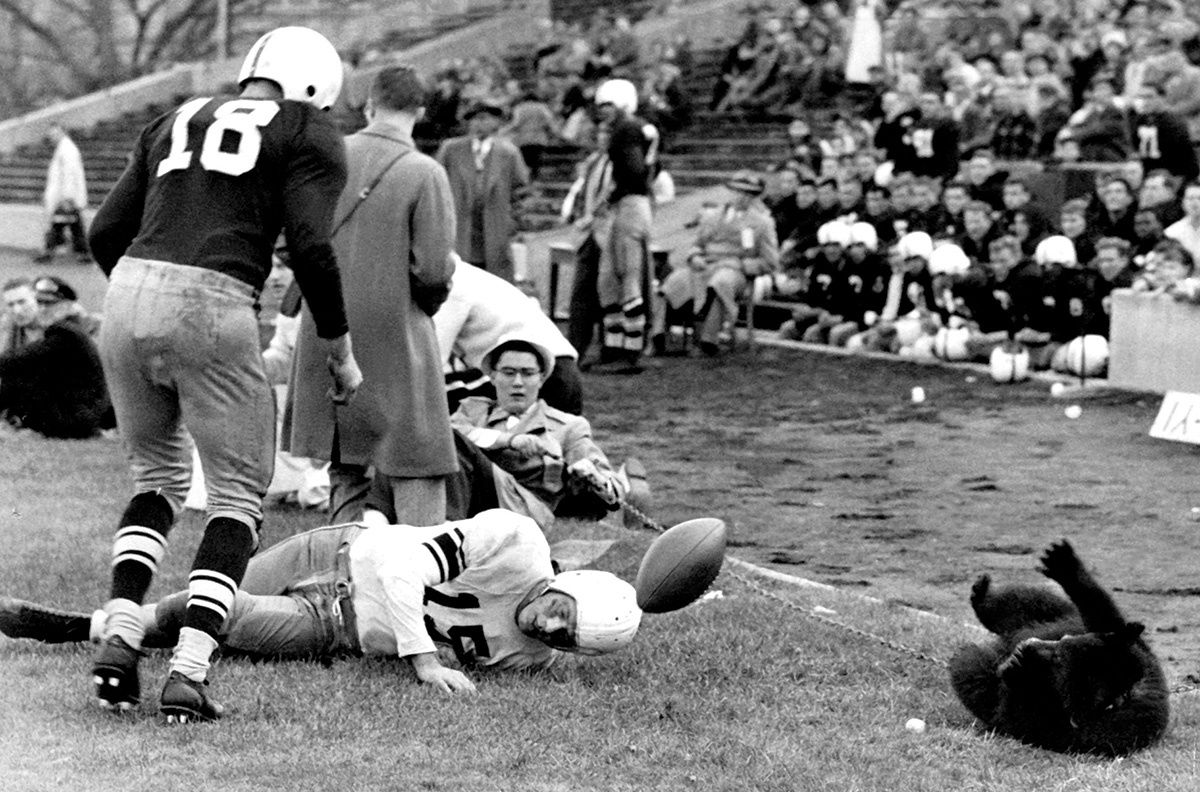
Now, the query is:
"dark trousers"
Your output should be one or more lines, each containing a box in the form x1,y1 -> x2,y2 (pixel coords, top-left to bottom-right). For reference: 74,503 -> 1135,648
566,234 -> 602,362
44,208 -> 89,256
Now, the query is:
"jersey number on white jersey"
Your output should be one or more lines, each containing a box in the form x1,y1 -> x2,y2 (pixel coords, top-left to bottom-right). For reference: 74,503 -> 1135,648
157,98 -> 280,178
424,587 -> 491,664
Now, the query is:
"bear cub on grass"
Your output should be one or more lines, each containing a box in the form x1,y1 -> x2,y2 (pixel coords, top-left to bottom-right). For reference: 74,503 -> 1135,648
949,539 -> 1169,756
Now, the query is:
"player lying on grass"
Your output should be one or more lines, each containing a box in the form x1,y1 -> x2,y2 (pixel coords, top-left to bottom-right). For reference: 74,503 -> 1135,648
0,509 -> 641,717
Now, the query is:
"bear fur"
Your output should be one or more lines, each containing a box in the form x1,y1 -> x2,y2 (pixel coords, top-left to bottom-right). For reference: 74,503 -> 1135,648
949,540 -> 1169,756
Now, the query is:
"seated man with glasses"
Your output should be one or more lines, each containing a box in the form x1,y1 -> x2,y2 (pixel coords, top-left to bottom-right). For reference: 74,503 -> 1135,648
446,334 -> 647,527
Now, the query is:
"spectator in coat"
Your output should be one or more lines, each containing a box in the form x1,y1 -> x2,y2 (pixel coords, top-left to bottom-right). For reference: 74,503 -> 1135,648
437,100 -> 531,283
653,170 -> 778,357
1,278 -> 42,355
286,65 -> 458,527
34,123 -> 90,264
0,275 -> 113,438
501,89 -> 561,183
1061,74 -> 1133,163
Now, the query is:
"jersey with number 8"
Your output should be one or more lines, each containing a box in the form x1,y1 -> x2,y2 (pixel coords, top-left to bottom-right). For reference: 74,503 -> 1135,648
89,95 -> 349,338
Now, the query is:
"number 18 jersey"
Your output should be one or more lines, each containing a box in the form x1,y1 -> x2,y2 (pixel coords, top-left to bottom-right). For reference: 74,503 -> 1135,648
89,95 -> 350,338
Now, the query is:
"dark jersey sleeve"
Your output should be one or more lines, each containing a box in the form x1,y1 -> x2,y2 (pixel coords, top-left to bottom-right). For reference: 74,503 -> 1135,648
88,127 -> 152,277
279,110 -> 350,339
607,116 -> 650,202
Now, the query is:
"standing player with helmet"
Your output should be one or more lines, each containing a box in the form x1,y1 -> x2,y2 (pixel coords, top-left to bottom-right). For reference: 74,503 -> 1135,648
86,26 -> 364,722
0,510 -> 642,692
591,78 -> 657,374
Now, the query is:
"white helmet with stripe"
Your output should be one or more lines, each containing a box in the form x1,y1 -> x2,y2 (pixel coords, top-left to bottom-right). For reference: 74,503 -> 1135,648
239,26 -> 344,110
546,570 -> 642,655
595,79 -> 638,114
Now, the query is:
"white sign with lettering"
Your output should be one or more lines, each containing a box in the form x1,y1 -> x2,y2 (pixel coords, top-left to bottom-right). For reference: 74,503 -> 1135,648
1149,391 -> 1200,445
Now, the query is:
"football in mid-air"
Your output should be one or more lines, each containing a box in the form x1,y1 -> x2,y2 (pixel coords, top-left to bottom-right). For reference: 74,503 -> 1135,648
635,518 -> 727,613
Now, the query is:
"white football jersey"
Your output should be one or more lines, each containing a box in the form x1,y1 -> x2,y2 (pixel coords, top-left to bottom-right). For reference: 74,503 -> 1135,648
349,509 -> 559,670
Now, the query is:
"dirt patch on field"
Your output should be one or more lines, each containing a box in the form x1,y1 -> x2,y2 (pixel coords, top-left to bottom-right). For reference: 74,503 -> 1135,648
581,345 -> 1200,685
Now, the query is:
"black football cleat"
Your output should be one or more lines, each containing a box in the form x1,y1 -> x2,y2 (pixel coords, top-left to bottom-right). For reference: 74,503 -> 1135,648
160,672 -> 224,724
92,635 -> 143,712
0,597 -> 91,643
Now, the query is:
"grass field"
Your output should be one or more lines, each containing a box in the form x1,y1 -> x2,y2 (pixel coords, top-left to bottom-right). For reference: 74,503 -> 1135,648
1,250 -> 1199,789
2,354 -> 1199,790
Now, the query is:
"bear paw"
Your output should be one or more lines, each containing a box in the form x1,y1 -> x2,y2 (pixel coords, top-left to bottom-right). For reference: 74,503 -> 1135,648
1039,540 -> 1081,584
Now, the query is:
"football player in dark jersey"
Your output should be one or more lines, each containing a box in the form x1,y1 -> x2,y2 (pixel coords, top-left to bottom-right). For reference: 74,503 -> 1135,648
592,78 -> 656,374
86,26 -> 363,723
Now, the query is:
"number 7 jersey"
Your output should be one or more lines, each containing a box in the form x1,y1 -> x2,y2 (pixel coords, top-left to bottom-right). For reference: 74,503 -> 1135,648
348,509 -> 560,672
89,95 -> 348,312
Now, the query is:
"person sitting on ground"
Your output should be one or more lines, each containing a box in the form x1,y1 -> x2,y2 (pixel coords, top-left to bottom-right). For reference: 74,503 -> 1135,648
0,275 -> 114,439
1,277 -> 43,354
0,509 -> 643,693
822,222 -> 890,347
776,220 -> 852,342
435,257 -> 582,415
449,336 -> 648,528
957,235 -> 1056,368
652,170 -> 779,357
846,231 -> 939,355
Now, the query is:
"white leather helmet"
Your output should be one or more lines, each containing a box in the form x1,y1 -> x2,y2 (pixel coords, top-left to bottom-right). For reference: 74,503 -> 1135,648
546,570 -> 642,655
1062,334 -> 1109,377
239,27 -> 344,110
990,344 -> 1031,383
817,220 -> 853,247
928,243 -> 970,276
847,222 -> 879,252
1035,235 -> 1078,268
933,326 -> 971,361
595,78 -> 638,114
896,231 -> 934,261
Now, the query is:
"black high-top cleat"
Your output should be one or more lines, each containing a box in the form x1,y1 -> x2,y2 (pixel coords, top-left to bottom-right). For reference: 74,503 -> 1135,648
92,635 -> 143,711
160,672 -> 224,724
0,597 -> 91,643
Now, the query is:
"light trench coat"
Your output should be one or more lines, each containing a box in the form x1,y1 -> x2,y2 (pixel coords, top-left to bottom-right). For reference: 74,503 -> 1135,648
285,121 -> 458,478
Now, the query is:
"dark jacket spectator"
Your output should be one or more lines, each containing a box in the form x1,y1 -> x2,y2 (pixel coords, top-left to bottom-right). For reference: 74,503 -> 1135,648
1130,86 -> 1200,182
1062,76 -> 1132,162
0,276 -> 114,439
990,90 -> 1038,160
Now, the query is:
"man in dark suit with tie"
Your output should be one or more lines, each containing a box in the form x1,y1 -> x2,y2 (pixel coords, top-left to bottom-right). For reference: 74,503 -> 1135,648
436,100 -> 531,282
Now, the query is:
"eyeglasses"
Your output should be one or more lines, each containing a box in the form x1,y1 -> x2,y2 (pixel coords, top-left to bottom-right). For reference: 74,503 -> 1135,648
494,367 -> 541,380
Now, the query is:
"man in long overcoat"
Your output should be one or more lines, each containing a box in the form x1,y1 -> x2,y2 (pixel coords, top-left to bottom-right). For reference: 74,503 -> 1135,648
286,65 -> 458,526
436,100 -> 530,282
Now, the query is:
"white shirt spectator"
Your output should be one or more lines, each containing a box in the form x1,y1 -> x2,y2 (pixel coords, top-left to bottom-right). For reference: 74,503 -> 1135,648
43,129 -> 88,215
434,257 -> 576,371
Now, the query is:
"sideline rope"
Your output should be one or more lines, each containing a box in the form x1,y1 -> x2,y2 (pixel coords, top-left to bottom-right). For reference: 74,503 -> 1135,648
618,500 -> 1200,695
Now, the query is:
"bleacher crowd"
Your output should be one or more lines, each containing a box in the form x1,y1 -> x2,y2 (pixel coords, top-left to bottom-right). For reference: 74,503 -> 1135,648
654,0 -> 1200,378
